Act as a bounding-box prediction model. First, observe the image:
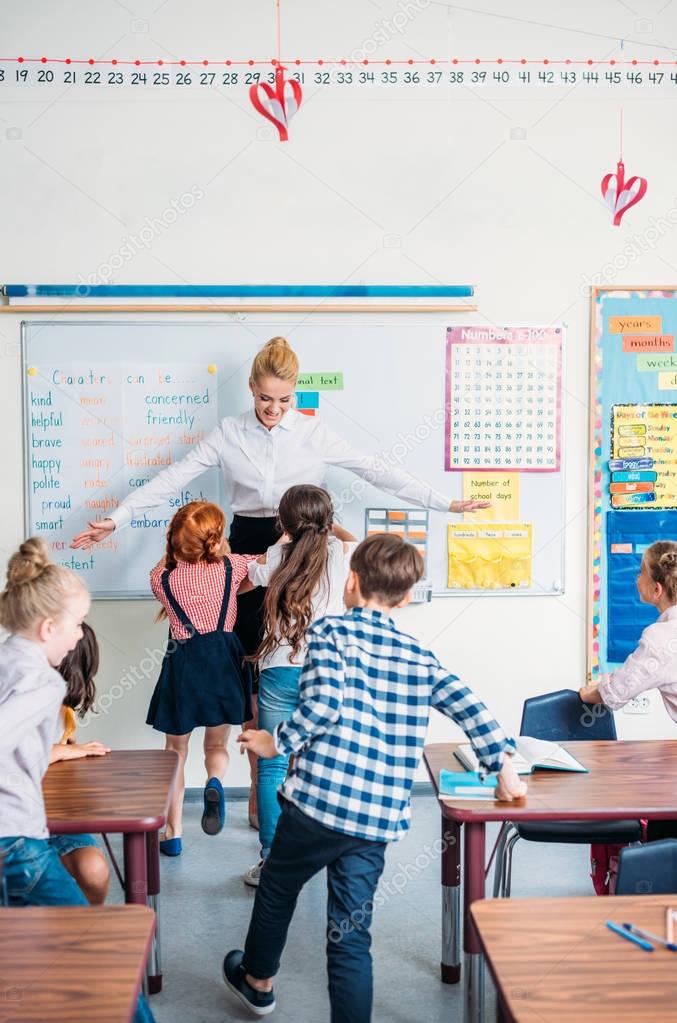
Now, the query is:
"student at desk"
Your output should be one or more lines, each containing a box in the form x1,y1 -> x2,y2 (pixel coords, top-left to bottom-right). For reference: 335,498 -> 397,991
579,541 -> 677,720
0,538 -> 156,1023
580,540 -> 677,840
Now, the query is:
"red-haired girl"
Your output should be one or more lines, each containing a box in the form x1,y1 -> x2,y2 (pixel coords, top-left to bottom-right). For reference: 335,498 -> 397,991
147,500 -> 255,856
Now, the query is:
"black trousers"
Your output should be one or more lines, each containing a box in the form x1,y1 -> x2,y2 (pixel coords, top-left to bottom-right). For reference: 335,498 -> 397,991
229,515 -> 281,692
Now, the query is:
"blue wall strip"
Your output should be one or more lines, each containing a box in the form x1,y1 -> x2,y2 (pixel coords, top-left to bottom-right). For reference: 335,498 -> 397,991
3,283 -> 474,299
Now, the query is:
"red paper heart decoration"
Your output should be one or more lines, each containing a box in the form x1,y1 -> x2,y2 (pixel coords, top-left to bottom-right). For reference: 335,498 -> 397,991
601,159 -> 648,226
249,65 -> 302,141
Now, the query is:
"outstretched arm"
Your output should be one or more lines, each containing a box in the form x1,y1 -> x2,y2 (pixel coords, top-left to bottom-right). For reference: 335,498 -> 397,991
320,424 -> 489,514
72,422 -> 225,549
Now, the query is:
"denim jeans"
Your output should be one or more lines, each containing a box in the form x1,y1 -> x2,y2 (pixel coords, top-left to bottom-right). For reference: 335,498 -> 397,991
0,836 -> 89,906
256,665 -> 302,856
0,836 -> 156,1023
243,800 -> 387,1023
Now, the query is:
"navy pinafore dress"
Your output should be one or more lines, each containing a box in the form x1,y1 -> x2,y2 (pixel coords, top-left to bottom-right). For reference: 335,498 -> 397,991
146,559 -> 253,735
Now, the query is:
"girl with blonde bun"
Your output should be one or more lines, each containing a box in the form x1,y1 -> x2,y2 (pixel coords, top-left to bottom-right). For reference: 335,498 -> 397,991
0,537 -> 92,905
580,540 -> 677,720
0,539 -> 157,1022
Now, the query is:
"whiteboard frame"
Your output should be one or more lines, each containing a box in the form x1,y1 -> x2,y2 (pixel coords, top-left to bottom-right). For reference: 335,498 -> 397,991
21,317 -> 566,601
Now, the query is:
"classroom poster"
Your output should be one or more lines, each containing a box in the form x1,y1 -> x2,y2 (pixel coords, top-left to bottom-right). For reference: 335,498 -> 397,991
589,290 -> 677,676
445,325 -> 562,472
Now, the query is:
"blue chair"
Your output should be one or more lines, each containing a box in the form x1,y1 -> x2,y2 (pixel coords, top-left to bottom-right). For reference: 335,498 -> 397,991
493,689 -> 643,897
616,839 -> 677,895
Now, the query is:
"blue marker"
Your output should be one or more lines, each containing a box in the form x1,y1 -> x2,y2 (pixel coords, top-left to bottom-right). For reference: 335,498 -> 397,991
609,458 -> 654,471
606,920 -> 653,951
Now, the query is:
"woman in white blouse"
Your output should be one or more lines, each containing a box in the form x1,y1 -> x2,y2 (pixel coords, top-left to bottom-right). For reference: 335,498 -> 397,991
72,335 -> 486,553
72,336 -> 487,819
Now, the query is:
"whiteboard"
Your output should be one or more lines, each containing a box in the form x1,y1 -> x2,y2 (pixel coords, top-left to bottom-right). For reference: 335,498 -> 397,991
22,319 -> 565,599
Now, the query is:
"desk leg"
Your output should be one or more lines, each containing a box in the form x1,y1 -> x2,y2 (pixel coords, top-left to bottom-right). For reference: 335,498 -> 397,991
123,832 -> 148,905
463,821 -> 486,1023
146,830 -> 162,994
441,818 -> 461,984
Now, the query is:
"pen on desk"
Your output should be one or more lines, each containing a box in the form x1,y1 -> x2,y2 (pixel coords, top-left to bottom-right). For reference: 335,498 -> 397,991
622,922 -> 677,952
667,908 -> 675,946
606,920 -> 653,951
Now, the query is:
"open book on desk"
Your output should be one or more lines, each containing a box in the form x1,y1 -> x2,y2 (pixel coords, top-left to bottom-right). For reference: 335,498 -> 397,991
454,736 -> 587,776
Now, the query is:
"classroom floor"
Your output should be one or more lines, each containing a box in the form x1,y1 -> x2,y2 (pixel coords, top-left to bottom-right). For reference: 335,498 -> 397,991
108,795 -> 591,1023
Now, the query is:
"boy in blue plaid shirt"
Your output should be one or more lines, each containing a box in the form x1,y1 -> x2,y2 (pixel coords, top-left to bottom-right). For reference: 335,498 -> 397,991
225,534 -> 526,1021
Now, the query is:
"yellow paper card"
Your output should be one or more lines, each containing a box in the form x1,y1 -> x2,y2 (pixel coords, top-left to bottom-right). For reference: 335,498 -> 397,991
462,472 -> 520,522
447,523 -> 533,589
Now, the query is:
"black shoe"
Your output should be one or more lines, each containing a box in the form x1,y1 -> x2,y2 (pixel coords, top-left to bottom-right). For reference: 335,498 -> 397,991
201,777 -> 225,836
222,950 -> 276,1016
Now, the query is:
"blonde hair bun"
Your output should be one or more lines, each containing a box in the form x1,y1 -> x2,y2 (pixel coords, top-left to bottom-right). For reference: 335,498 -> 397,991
7,537 -> 51,587
250,336 -> 299,384
0,536 -> 86,633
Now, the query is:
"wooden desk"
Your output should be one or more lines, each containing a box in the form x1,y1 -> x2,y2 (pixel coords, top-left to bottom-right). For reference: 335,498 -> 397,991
471,895 -> 677,1022
423,740 -> 677,1023
0,904 -> 155,1022
44,749 -> 178,993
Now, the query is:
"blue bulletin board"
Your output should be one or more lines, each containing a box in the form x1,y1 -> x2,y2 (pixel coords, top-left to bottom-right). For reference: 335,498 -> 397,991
589,288 -> 677,677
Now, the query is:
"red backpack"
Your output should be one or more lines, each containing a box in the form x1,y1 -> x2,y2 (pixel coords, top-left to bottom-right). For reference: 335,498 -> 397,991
590,823 -> 647,895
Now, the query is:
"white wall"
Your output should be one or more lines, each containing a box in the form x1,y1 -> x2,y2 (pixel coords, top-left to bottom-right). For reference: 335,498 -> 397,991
2,0 -> 677,786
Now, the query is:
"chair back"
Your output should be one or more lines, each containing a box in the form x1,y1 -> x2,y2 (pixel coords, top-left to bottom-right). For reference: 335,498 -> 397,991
616,839 -> 677,896
519,688 -> 617,741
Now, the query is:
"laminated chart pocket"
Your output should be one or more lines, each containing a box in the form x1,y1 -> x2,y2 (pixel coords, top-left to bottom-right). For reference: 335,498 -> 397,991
447,524 -> 533,589
605,510 -> 677,662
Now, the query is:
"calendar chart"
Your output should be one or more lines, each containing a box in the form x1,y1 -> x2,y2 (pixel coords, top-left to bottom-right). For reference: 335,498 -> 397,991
445,326 -> 562,472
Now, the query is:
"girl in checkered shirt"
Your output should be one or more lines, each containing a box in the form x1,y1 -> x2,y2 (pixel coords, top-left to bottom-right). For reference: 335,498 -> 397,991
146,500 -> 256,856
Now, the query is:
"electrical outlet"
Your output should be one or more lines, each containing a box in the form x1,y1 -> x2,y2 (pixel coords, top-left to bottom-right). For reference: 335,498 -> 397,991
623,695 -> 651,715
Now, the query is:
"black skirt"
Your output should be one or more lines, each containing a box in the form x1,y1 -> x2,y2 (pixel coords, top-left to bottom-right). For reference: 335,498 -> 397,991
146,558 -> 252,735
229,515 -> 281,692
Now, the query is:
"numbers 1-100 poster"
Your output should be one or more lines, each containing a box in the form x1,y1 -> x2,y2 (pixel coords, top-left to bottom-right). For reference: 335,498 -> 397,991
445,325 -> 563,472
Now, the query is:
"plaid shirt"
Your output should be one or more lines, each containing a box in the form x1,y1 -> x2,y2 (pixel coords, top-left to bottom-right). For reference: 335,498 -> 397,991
150,555 -> 255,640
275,607 -> 515,843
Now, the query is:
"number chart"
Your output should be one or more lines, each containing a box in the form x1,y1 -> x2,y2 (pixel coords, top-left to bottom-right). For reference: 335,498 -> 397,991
445,326 -> 562,472
0,58 -> 676,93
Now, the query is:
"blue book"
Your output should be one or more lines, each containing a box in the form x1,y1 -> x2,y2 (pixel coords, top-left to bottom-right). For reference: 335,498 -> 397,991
439,769 -> 498,799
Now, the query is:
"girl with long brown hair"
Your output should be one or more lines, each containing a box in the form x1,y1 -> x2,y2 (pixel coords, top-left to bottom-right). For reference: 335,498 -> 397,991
146,500 -> 255,855
243,484 -> 356,886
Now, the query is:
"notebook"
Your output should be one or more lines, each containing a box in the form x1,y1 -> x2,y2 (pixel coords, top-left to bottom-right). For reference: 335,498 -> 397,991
454,736 -> 587,776
439,769 -> 500,800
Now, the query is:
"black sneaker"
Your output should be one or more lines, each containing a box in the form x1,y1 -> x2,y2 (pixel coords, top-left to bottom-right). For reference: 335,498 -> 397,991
222,950 -> 276,1016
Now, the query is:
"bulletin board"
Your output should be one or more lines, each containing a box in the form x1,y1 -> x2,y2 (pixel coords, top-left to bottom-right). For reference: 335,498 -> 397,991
588,288 -> 677,677
22,317 -> 566,599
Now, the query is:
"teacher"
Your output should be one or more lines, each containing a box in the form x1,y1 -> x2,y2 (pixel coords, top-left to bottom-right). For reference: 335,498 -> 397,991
72,336 -> 487,562
72,336 -> 488,626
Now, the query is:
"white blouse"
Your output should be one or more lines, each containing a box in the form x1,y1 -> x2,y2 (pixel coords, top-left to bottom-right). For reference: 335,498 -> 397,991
109,408 -> 450,528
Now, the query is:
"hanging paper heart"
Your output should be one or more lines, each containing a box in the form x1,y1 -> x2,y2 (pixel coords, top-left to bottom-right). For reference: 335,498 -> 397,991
249,65 -> 302,142
601,160 -> 647,226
